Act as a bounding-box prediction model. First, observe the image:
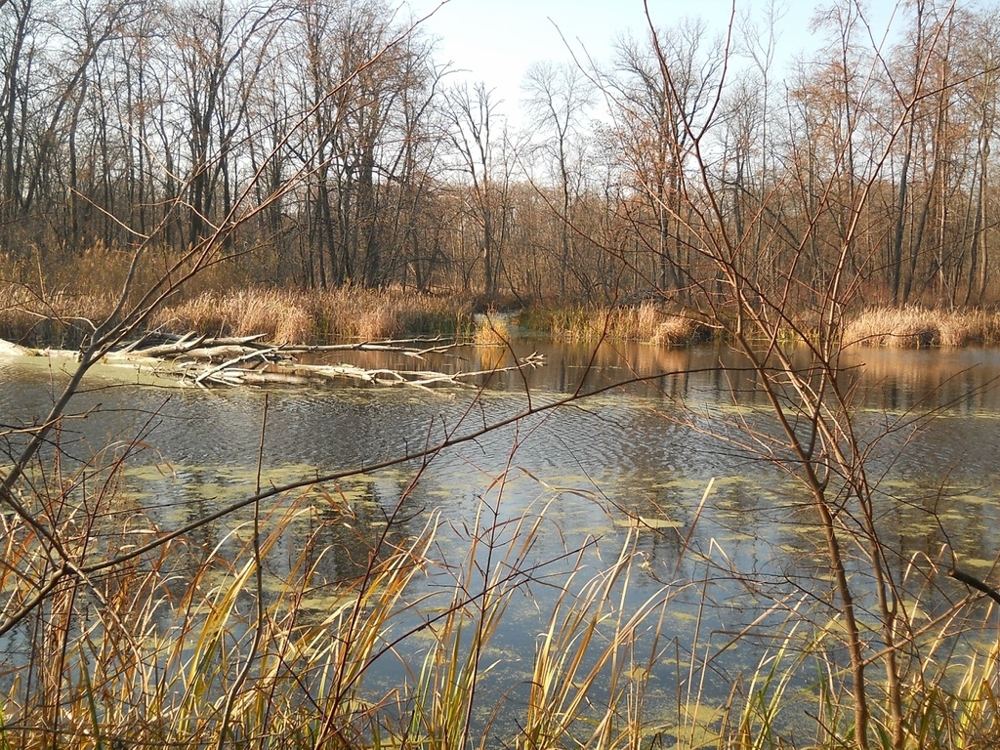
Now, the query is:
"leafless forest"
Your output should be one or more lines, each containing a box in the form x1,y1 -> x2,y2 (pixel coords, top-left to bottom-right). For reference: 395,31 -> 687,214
0,0 -> 993,310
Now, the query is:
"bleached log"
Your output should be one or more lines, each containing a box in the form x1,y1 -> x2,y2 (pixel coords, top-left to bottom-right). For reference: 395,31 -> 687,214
194,346 -> 281,384
0,333 -> 545,389
128,333 -> 208,358
180,345 -> 262,362
175,350 -> 547,389
281,337 -> 462,360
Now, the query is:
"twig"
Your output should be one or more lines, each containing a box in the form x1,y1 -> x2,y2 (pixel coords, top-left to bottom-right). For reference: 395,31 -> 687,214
949,567 -> 1000,606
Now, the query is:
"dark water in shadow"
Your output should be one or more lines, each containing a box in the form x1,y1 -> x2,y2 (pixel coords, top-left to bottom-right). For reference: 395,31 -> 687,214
3,340 -> 1000,738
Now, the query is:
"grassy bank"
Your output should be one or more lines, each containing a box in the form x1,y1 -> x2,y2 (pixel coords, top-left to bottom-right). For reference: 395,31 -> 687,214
843,306 -> 1000,347
3,266 -> 1000,349
516,303 -> 715,346
151,287 -> 475,343
0,284 -> 476,346
0,283 -> 715,348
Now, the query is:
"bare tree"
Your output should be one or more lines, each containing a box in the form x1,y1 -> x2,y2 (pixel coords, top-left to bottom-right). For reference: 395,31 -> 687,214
0,0 -> 39,242
958,5 -> 999,304
607,17 -> 724,298
594,2 -> 964,748
523,60 -> 594,299
441,81 -> 512,299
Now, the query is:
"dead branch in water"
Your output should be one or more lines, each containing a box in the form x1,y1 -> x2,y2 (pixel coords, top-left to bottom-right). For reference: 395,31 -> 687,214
194,355 -> 546,389
0,332 -> 545,389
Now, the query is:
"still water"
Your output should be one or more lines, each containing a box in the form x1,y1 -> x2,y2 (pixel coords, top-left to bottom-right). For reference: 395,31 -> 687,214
3,339 -> 1000,738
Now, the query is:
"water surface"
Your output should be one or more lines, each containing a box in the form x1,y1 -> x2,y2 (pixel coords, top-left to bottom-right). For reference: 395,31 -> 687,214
3,339 -> 999,740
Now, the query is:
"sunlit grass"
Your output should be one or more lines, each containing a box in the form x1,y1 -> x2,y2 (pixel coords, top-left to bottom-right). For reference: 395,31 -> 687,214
146,286 -> 471,343
517,302 -> 713,344
0,281 -> 473,346
7,245 -> 1000,349
0,279 -> 721,348
0,436 -> 682,748
844,306 -> 1000,348
472,313 -> 510,347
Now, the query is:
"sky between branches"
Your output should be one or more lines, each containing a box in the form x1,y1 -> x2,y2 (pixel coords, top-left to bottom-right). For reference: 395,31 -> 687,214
406,0 -> 902,126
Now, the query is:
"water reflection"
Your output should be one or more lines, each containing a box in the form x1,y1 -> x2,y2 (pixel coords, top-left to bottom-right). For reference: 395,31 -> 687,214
3,340 -> 1000,737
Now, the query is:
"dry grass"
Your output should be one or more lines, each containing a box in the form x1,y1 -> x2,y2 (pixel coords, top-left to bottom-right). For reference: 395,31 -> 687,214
151,287 -> 475,343
0,283 -> 120,346
0,425 -> 692,749
650,315 -> 713,347
0,245 -> 474,345
0,282 -> 472,346
472,313 -> 511,346
0,271 -> 720,349
5,241 -> 1000,351
520,302 -> 712,345
844,307 -> 1000,348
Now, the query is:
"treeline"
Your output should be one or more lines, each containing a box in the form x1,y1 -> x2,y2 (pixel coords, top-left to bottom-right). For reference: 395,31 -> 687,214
1,0 -> 996,308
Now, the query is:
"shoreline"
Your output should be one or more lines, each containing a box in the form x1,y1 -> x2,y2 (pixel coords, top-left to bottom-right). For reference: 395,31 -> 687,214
0,284 -> 996,350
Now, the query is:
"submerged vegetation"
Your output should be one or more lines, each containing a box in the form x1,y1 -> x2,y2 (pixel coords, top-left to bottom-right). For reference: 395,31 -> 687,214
3,436 -> 999,749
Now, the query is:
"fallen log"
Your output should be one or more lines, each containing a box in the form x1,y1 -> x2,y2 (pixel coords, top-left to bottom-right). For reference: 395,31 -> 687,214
122,331 -> 206,357
186,352 -> 546,389
193,346 -> 282,385
0,333 -> 545,389
184,351 -> 546,389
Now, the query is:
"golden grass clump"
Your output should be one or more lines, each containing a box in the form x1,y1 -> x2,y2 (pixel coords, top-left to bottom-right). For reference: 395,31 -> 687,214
105,286 -> 471,344
0,245 -> 475,345
521,302 -> 673,341
518,302 -> 710,345
596,303 -> 711,345
844,307 -> 1000,348
0,278 -> 472,346
650,315 -> 711,347
314,287 -> 472,341
472,313 -> 510,346
0,283 -> 121,345
149,288 -> 316,343
935,308 -> 1000,346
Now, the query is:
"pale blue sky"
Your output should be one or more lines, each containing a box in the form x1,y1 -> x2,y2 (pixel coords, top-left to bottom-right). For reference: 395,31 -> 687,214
406,0 -> 902,120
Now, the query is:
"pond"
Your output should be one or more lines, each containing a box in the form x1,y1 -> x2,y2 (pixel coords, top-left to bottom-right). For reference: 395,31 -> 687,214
2,338 -> 999,744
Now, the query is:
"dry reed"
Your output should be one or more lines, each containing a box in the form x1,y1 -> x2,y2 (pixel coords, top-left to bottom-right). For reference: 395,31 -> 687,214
8,242 -> 1000,351
0,281 -> 471,346
2,408 -> 998,749
844,306 -> 1000,347
0,245 -> 474,345
472,313 -> 510,346
148,287 -> 473,342
649,314 -> 712,347
0,441 -> 690,749
521,302 -> 712,345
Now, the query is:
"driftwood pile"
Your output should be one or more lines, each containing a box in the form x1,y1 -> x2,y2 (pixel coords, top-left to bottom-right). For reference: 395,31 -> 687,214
107,332 -> 545,388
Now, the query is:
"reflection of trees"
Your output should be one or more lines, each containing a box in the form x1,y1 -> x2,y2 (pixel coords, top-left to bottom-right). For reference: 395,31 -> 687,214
298,478 -> 417,588
841,347 -> 1000,414
142,467 -> 423,606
